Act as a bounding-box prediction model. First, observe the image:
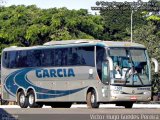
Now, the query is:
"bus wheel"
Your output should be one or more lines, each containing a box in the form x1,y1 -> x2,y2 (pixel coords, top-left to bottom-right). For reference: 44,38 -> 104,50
124,102 -> 133,108
17,91 -> 28,108
87,90 -> 99,108
28,90 -> 43,108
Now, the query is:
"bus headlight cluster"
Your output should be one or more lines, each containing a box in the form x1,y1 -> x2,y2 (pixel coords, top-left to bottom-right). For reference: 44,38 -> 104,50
102,89 -> 106,97
143,91 -> 151,95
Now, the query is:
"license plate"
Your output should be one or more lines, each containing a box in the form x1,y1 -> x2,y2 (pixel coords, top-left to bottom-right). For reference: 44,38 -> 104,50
130,96 -> 137,101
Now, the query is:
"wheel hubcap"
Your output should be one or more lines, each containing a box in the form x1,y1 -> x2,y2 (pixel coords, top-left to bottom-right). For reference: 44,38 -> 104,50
29,94 -> 34,105
91,94 -> 95,103
20,94 -> 25,104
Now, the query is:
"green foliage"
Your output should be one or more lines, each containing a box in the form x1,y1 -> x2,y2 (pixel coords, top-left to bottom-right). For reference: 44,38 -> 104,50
147,15 -> 160,21
0,5 -> 103,48
100,4 -> 146,41
25,24 -> 50,45
152,73 -> 160,95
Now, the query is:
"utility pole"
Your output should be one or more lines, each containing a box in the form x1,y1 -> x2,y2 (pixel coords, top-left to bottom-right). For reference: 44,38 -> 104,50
131,10 -> 133,43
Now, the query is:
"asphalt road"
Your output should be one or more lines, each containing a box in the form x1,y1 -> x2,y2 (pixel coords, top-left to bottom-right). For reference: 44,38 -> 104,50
0,106 -> 160,120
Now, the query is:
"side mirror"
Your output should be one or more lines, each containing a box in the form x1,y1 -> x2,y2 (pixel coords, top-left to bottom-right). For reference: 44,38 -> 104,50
151,58 -> 159,73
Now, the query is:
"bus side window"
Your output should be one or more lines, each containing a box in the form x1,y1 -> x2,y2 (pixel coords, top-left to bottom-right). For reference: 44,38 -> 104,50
80,47 -> 94,66
54,49 -> 62,66
68,47 -> 81,66
9,51 -> 17,68
50,49 -> 55,66
72,53 -> 79,65
26,50 -> 34,67
17,51 -> 28,67
26,50 -> 42,67
68,46 -> 94,66
2,52 -> 9,68
61,48 -> 68,66
42,49 -> 54,67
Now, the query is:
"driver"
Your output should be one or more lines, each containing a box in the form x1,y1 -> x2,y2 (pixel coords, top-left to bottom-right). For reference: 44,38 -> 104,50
114,62 -> 122,78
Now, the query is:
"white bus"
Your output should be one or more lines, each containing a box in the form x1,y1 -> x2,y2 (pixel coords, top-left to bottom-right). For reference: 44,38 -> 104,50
1,40 -> 157,108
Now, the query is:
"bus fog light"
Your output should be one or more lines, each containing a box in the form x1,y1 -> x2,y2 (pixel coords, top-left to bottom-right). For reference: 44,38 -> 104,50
102,89 -> 105,93
102,88 -> 107,97
111,90 -> 122,94
111,96 -> 118,99
148,97 -> 151,100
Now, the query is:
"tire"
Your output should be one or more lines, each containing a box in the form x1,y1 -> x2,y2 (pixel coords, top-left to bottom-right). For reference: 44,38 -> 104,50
87,90 -> 99,108
17,91 -> 28,108
28,90 -> 43,108
124,102 -> 133,108
51,102 -> 72,108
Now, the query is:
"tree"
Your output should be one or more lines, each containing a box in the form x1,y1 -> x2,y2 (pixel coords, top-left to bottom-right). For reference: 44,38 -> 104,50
100,4 -> 146,41
0,5 -> 104,50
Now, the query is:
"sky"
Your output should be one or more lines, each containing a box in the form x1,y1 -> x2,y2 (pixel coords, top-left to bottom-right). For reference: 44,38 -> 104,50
1,0 -> 149,13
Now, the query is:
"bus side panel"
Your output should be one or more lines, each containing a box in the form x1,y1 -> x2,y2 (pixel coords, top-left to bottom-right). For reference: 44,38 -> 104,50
1,68 -> 18,101
65,66 -> 109,102
1,66 -> 110,103
35,66 -> 97,102
67,66 -> 97,102
25,66 -> 90,102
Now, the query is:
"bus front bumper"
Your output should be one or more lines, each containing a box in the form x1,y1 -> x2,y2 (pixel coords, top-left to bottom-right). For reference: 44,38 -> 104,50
109,92 -> 151,102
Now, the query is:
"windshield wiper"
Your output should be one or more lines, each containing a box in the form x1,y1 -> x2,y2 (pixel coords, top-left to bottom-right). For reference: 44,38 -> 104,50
124,50 -> 144,86
124,68 -> 144,86
134,73 -> 144,86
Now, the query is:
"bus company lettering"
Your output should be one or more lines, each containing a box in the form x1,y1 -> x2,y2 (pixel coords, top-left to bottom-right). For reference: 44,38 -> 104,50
36,68 -> 75,78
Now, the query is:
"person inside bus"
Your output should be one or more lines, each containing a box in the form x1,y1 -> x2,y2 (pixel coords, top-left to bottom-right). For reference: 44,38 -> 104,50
134,62 -> 146,74
114,62 -> 122,78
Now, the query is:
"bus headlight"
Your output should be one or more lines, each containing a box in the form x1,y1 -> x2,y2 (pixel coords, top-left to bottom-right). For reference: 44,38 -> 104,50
102,88 -> 108,97
143,91 -> 151,95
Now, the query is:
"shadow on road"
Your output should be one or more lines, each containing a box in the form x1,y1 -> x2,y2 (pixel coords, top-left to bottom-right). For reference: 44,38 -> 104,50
0,108 -> 18,120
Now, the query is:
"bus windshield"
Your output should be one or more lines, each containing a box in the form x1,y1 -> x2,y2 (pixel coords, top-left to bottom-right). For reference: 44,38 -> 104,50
109,48 -> 150,86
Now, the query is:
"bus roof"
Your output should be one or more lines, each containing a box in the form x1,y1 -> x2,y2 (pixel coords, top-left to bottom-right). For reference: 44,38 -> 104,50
3,39 -> 146,51
43,39 -> 145,48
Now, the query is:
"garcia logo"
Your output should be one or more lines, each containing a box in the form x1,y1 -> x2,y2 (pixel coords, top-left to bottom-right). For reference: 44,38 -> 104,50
36,68 -> 75,78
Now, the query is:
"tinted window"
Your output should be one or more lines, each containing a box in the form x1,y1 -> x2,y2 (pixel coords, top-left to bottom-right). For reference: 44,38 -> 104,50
41,49 -> 55,67
17,51 -> 28,67
78,47 -> 94,66
68,47 -> 80,65
68,47 -> 94,66
2,46 -> 95,68
9,51 -> 18,68
26,50 -> 42,67
2,52 -> 9,68
61,48 -> 68,66
55,49 -> 63,66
